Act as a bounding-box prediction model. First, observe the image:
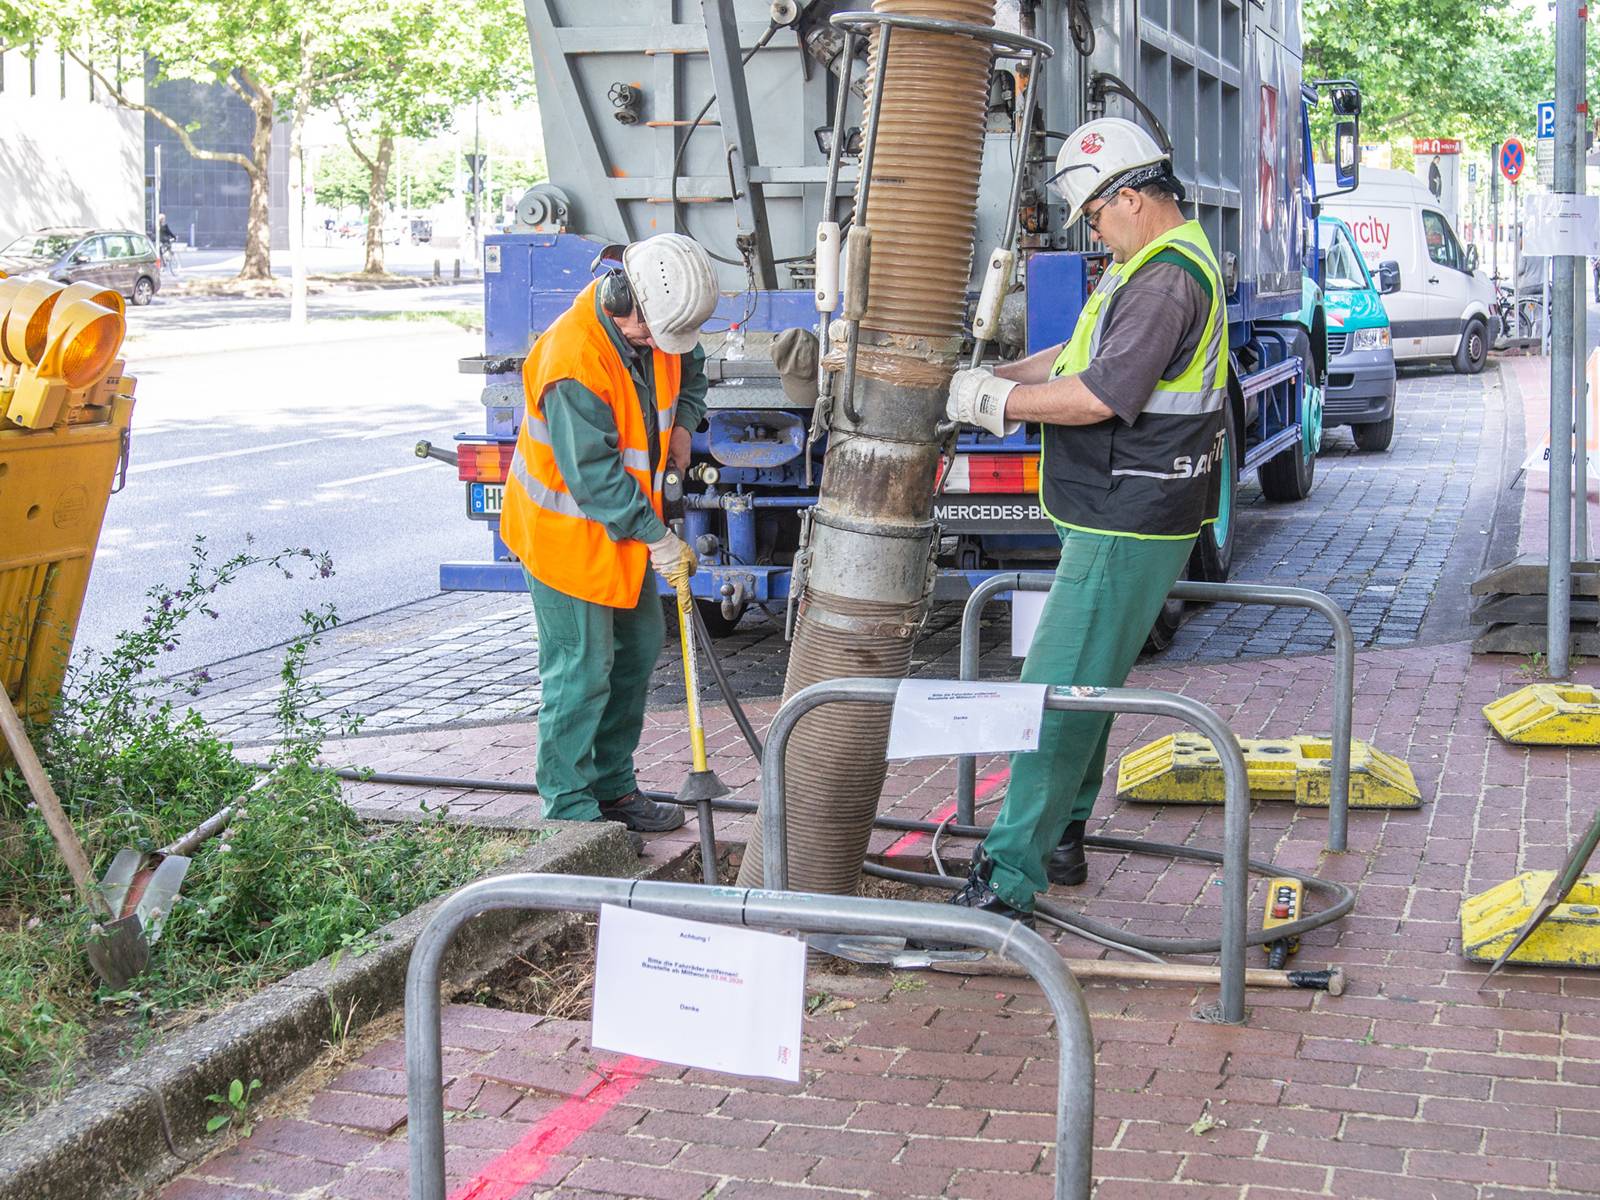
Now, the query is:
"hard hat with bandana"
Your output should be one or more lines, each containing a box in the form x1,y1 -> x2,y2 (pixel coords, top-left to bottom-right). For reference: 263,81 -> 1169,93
1048,116 -> 1187,226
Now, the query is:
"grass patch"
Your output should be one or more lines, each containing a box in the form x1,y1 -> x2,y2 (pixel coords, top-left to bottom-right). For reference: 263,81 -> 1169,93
0,538 -> 523,1129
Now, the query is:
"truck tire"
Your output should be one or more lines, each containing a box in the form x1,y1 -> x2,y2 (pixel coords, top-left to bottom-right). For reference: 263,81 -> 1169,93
1188,393 -> 1238,582
659,597 -> 747,639
1351,416 -> 1394,452
1143,597 -> 1186,654
1453,317 -> 1488,375
1257,331 -> 1317,502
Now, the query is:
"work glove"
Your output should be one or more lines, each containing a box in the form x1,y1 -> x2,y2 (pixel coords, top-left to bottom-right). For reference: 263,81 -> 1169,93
946,368 -> 1021,438
648,531 -> 698,588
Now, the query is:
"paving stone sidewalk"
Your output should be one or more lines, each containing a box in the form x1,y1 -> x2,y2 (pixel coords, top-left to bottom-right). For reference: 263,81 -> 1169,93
160,629 -> 1600,1199
181,363 -> 1501,745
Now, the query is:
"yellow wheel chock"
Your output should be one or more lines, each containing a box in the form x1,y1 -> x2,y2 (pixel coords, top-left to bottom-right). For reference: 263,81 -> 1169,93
1116,733 -> 1422,809
1461,872 -> 1600,969
1483,683 -> 1600,745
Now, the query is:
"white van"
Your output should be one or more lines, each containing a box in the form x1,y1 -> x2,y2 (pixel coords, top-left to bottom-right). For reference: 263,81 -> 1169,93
1316,167 -> 1496,374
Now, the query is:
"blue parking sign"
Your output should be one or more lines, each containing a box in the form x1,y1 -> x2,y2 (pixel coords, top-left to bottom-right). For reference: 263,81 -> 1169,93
1538,101 -> 1556,139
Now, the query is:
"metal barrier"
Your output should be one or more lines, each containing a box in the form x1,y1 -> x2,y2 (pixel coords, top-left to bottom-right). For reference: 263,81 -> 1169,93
955,574 -> 1356,851
404,874 -> 1096,1200
760,677 -> 1253,1023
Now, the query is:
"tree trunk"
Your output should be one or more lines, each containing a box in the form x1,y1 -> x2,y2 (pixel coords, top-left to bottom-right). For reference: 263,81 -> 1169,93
364,133 -> 394,275
240,94 -> 276,280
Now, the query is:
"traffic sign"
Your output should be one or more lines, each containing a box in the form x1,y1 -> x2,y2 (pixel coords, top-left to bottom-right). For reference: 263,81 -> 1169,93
1468,163 -> 1478,183
1500,137 -> 1526,184
1538,101 -> 1557,140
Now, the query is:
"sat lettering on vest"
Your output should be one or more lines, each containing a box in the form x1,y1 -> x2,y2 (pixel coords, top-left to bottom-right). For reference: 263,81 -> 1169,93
500,280 -> 682,607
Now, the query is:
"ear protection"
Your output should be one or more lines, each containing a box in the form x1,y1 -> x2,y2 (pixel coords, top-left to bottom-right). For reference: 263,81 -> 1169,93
599,268 -> 634,318
591,243 -> 634,318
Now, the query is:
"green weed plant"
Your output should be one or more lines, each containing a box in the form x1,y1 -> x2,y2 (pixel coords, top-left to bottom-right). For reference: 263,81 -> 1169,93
0,538 -> 520,1128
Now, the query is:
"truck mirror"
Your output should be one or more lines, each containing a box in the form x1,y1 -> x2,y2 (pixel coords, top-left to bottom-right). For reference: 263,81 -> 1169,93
1465,244 -> 1479,274
1377,260 -> 1401,295
1334,120 -> 1360,190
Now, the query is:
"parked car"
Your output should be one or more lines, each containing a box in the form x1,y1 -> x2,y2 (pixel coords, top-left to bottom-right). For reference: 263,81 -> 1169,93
1316,167 -> 1496,374
1318,215 -> 1399,451
0,227 -> 162,305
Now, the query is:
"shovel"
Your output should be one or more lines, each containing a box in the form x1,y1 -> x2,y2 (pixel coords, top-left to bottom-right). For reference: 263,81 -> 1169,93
0,690 -> 247,989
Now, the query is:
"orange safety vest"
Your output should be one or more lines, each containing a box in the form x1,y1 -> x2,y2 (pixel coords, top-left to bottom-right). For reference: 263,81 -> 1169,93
500,281 -> 682,607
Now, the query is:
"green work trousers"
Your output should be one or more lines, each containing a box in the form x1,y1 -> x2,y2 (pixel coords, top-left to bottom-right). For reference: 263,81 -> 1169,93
525,568 -> 664,822
983,528 -> 1196,911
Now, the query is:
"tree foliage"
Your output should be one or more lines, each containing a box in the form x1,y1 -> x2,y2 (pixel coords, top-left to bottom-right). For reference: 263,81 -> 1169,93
1305,0 -> 1552,151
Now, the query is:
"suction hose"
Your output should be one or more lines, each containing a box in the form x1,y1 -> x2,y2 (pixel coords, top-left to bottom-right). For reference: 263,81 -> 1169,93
736,0 -> 997,898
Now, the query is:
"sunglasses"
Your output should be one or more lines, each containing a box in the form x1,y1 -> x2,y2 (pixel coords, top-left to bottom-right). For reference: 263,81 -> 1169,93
1084,192 -> 1125,233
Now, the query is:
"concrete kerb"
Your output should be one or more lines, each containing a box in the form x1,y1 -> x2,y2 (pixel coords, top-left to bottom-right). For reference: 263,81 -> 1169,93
0,819 -> 642,1200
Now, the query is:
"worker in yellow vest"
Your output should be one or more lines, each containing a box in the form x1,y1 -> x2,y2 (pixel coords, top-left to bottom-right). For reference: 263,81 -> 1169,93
499,234 -> 719,834
930,117 -> 1229,933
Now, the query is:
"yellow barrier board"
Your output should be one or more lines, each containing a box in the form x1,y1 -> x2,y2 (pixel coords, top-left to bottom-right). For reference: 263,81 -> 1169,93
1116,732 -> 1422,809
0,395 -> 133,727
1483,683 -> 1600,745
1461,872 -> 1600,968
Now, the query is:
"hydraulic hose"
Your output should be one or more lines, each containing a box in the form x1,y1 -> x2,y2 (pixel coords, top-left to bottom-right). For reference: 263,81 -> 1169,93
736,0 -> 998,899
305,761 -> 1353,955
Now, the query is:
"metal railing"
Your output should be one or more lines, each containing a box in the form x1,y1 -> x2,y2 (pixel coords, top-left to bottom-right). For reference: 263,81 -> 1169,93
404,874 -> 1095,1199
955,574 -> 1356,851
759,677 -> 1253,1023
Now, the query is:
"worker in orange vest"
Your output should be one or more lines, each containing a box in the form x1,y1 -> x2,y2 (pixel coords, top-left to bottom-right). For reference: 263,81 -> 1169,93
499,234 -> 718,834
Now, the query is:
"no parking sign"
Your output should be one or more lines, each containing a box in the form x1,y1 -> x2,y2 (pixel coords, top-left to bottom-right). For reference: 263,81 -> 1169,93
1500,137 -> 1526,185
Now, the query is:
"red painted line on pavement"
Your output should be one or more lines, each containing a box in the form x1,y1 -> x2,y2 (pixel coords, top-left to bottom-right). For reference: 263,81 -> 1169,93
447,1055 -> 654,1200
882,764 -> 1009,857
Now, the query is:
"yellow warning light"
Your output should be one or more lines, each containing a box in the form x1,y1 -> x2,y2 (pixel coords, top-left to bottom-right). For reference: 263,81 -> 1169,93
0,278 -> 65,376
1,277 -> 126,429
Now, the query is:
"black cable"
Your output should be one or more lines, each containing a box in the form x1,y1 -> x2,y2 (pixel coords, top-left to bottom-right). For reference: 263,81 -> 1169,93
671,22 -> 813,268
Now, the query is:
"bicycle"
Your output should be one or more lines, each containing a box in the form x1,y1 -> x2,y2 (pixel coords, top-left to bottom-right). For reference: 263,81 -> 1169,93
1491,276 -> 1544,344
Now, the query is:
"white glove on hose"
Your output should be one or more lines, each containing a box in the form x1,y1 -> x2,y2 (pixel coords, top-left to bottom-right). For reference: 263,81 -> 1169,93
946,368 -> 1021,437
648,531 -> 698,586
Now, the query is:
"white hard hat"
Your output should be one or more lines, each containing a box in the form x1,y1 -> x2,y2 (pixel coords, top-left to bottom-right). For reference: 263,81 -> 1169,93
1048,117 -> 1176,226
622,233 -> 718,354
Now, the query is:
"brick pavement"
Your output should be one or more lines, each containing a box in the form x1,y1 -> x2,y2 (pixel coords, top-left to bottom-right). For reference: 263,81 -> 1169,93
160,623 -> 1600,1198
177,362 -> 1499,744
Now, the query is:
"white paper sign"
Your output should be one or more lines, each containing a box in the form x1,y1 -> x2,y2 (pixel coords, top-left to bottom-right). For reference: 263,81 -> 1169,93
1011,591 -> 1048,657
591,905 -> 804,1082
1522,192 -> 1600,257
886,679 -> 1047,760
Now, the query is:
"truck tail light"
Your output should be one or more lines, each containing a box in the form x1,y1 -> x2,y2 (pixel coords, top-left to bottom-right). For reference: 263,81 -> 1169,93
942,453 -> 1039,495
457,443 -> 513,483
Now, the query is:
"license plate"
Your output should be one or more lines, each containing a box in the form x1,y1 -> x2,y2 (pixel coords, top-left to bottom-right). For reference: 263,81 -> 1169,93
468,482 -> 503,519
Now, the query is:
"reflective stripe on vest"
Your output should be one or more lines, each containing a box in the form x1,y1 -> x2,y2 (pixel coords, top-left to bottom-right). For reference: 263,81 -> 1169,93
1039,219 -> 1229,538
499,281 -> 684,607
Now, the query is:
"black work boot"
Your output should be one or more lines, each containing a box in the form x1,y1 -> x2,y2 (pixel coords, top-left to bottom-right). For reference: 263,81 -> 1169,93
907,850 -> 1032,950
598,790 -> 686,833
1047,819 -> 1089,886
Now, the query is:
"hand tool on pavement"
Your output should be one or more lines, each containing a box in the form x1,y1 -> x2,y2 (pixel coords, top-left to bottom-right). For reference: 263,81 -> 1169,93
1261,876 -> 1303,969
1478,803 -> 1600,984
1,689 -> 254,989
925,953 -> 1345,994
663,467 -> 730,884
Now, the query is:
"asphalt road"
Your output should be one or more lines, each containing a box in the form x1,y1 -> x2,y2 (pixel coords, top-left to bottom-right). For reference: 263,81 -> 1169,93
74,323 -> 490,676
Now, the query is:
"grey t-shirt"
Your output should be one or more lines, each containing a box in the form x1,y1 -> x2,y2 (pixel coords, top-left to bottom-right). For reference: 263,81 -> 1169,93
1074,261 -> 1210,425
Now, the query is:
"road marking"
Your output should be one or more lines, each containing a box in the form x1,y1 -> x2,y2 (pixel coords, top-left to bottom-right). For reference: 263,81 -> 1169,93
447,1055 -> 653,1200
882,764 -> 1009,858
315,462 -> 432,490
127,424 -> 459,474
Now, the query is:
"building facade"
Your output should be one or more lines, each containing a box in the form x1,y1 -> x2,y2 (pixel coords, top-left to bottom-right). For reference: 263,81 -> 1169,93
0,47 -> 144,246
